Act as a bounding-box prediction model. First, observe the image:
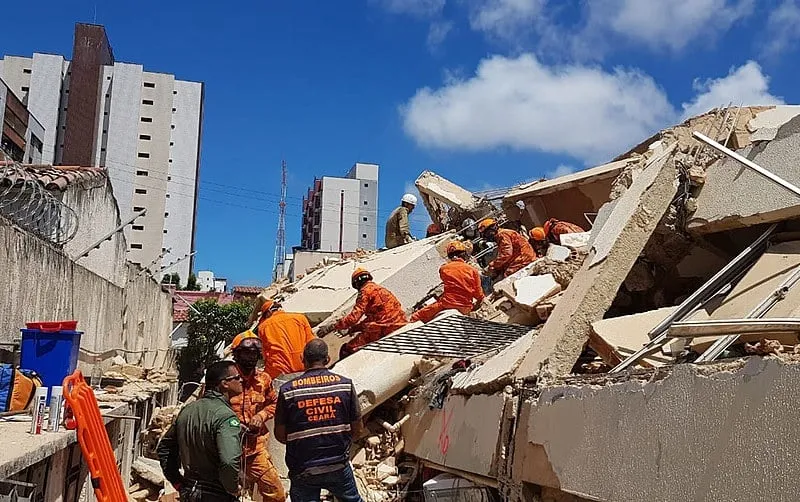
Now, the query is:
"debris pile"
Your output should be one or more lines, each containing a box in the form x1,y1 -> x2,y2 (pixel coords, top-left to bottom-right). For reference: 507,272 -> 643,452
141,406 -> 182,460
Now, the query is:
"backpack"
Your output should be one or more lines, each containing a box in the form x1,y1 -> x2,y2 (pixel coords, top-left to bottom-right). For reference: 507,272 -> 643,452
0,364 -> 42,413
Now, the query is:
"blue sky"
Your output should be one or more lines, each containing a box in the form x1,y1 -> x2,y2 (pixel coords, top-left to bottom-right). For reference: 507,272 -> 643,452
4,0 -> 800,285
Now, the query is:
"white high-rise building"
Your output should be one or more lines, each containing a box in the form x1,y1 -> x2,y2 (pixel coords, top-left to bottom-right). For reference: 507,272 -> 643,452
300,163 -> 379,252
0,24 -> 203,283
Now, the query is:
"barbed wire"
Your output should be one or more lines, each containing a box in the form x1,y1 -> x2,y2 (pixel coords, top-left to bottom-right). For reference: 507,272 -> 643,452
0,152 -> 79,245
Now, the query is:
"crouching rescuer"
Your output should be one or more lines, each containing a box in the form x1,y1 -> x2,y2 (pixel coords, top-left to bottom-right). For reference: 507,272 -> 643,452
274,339 -> 363,502
411,240 -> 485,322
317,268 -> 407,358
229,331 -> 286,502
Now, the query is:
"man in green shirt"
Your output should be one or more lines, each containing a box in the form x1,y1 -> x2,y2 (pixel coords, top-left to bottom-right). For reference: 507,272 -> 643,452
158,360 -> 244,501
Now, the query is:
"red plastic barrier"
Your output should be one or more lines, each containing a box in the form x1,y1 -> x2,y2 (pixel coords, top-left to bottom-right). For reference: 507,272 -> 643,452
63,370 -> 128,502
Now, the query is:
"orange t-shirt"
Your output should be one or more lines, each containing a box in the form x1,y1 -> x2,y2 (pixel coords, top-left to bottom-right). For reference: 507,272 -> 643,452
257,310 -> 315,379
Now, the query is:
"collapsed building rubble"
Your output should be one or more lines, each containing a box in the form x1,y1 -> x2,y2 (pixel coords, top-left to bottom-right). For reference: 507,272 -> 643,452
161,105 -> 800,501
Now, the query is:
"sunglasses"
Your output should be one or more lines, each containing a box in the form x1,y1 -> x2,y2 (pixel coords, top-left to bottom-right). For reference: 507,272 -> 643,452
222,374 -> 242,382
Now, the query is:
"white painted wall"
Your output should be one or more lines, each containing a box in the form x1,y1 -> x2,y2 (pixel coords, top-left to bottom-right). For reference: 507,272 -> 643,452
197,270 -> 214,292
29,54 -> 66,164
319,177 -> 360,252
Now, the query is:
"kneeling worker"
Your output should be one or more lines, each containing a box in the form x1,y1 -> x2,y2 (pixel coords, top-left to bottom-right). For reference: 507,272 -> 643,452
229,332 -> 286,502
478,218 -> 537,278
529,218 -> 585,252
158,360 -> 243,501
317,268 -> 407,357
274,339 -> 363,502
411,241 -> 484,323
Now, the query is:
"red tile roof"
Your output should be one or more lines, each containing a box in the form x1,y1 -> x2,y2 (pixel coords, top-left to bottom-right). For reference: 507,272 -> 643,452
172,291 -> 236,322
0,160 -> 106,191
233,286 -> 264,295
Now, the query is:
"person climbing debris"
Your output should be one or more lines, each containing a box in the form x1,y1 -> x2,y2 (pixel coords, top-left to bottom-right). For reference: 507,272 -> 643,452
410,240 -> 485,323
256,299 -> 316,379
385,193 -> 417,249
229,332 -> 286,502
478,218 -> 537,277
317,268 -> 407,358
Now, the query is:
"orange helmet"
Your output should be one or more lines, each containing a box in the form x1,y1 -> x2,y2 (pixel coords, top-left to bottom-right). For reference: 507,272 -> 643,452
477,218 -> 497,233
351,268 -> 372,289
231,330 -> 261,351
530,227 -> 547,241
446,240 -> 466,256
260,299 -> 275,314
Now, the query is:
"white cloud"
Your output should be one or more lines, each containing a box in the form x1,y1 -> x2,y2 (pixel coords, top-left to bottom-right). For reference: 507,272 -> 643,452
427,21 -> 453,52
546,165 -> 575,179
681,61 -> 784,119
761,0 -> 800,56
469,0 -> 546,41
400,54 -> 674,163
378,0 -> 446,17
401,56 -> 783,163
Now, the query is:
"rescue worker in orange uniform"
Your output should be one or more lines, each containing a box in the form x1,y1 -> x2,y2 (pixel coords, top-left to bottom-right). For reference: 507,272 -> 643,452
317,268 -> 408,358
410,241 -> 485,323
256,299 -> 316,379
530,218 -> 585,244
478,218 -> 537,278
228,332 -> 286,502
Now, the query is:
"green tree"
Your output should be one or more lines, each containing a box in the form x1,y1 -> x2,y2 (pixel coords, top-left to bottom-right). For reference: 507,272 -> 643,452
161,272 -> 181,286
185,273 -> 201,291
177,300 -> 253,383
161,274 -> 170,284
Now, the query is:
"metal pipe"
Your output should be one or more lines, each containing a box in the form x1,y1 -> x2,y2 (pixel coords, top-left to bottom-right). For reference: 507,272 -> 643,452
692,131 -> 800,198
669,318 -> 800,338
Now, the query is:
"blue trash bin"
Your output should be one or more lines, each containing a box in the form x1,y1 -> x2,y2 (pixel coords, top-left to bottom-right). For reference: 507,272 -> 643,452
20,328 -> 82,397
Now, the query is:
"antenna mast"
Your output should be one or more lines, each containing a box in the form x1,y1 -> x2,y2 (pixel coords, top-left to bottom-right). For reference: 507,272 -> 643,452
273,160 -> 288,281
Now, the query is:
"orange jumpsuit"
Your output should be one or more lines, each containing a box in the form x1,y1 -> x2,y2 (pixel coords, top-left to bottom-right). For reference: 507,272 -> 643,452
334,281 -> 408,352
489,228 -> 537,277
257,310 -> 316,379
411,258 -> 485,323
546,219 -> 585,244
229,367 -> 285,502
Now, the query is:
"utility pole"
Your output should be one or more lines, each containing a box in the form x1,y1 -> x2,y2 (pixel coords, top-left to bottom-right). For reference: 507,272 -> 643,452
273,160 -> 288,281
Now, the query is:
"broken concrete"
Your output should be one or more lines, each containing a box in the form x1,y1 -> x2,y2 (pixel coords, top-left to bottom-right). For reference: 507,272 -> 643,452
747,105 -> 800,142
514,274 -> 561,308
689,113 -> 800,235
415,171 -> 495,231
514,357 -> 800,501
515,145 -> 679,382
558,232 -> 590,249
282,235 -> 449,324
451,331 -> 536,394
546,245 -> 571,262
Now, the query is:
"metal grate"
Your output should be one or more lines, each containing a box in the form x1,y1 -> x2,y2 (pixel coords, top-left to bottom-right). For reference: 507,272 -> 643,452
364,315 -> 532,358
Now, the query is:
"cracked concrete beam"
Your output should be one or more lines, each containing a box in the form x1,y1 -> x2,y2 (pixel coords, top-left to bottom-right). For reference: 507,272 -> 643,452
513,144 -> 679,383
514,356 -> 800,501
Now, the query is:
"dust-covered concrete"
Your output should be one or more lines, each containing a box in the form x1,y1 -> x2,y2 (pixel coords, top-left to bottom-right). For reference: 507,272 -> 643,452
514,357 -> 800,501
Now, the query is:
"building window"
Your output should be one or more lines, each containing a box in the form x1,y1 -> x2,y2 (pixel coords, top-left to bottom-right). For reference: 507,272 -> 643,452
171,124 -> 175,129
104,111 -> 108,115
142,99 -> 154,105
172,108 -> 176,112
173,90 -> 177,95
133,206 -> 145,212
100,148 -> 106,152
130,243 -> 143,249
141,117 -> 152,123
136,170 -> 148,176
140,134 -> 151,140
135,189 -> 147,195
163,229 -> 168,234
132,225 -> 144,231
21,86 -> 29,92
363,201 -> 368,206
144,82 -> 155,88
169,142 -> 174,146
363,217 -> 368,222
364,183 -> 369,187
167,176 -> 172,181
166,194 -> 170,198
106,94 -> 110,98
168,159 -> 172,163
137,152 -> 150,158
164,212 -> 169,217
362,234 -> 367,238
106,76 -> 111,80
23,69 -> 31,74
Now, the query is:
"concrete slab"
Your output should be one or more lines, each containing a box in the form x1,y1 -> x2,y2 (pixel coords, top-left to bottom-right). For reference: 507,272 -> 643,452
402,392 -> 506,478
559,232 -> 591,249
514,274 -> 560,307
586,200 -> 617,249
691,240 -> 800,352
514,146 -> 679,382
451,332 -> 536,394
493,259 -> 543,298
282,235 -> 449,324
514,357 -> 800,501
689,115 -> 800,235
747,105 -> 800,142
590,307 -> 685,367
546,245 -> 571,262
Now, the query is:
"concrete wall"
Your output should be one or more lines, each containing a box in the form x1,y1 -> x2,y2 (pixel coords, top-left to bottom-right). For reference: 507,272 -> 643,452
319,176 -> 361,252
348,162 -> 379,250
0,218 -> 173,368
291,249 -> 343,279
514,357 -> 800,502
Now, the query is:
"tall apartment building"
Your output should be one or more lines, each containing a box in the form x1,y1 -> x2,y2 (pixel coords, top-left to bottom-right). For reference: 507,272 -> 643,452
0,78 -> 45,163
0,23 -> 203,282
301,162 -> 379,252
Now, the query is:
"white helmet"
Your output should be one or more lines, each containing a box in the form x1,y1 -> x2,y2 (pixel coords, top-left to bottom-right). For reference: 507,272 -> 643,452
401,193 -> 418,206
